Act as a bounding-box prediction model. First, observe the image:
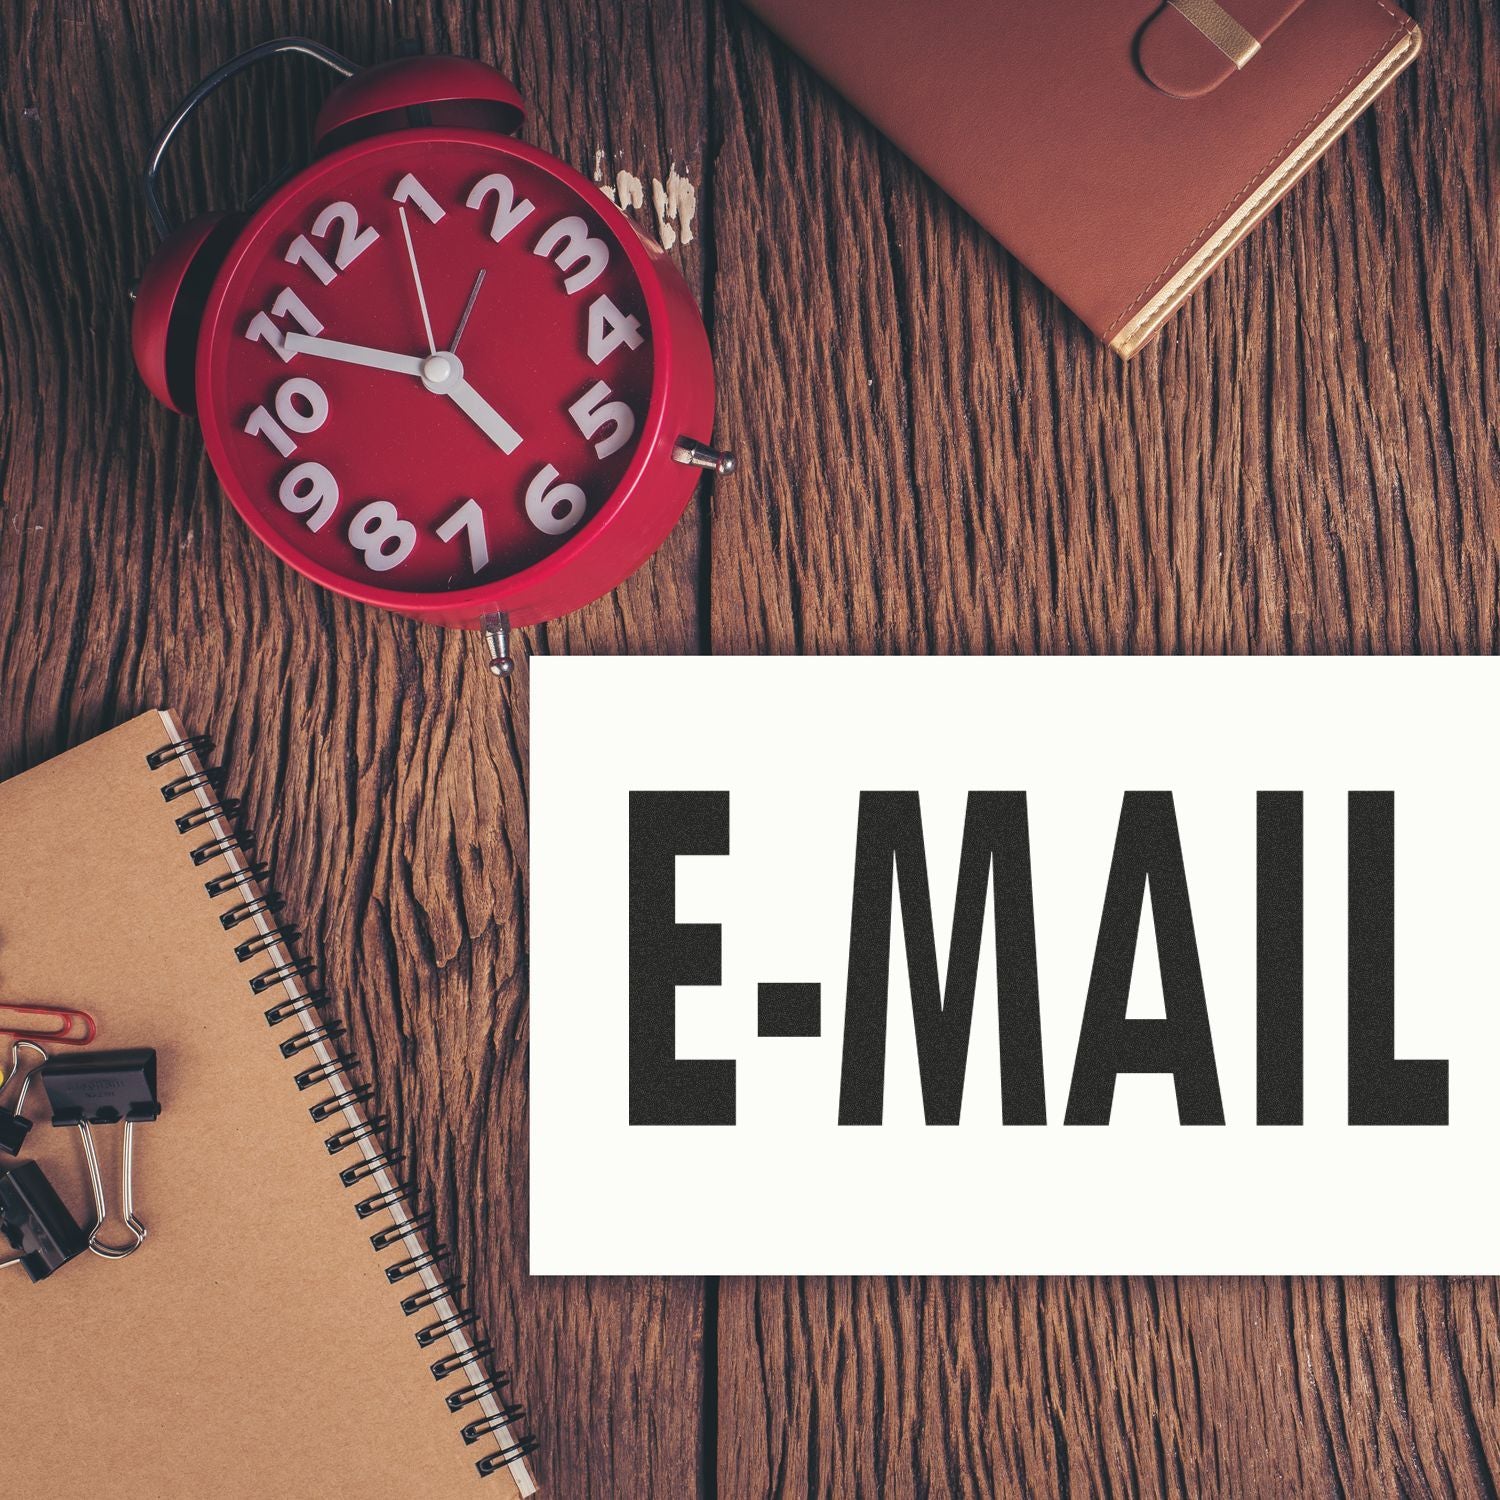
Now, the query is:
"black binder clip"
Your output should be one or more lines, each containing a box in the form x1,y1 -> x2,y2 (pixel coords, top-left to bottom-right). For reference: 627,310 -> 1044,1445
0,1162 -> 88,1281
42,1048 -> 161,1259
0,1040 -> 48,1155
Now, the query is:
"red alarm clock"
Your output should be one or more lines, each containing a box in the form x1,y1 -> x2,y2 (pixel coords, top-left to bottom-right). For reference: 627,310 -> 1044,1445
132,39 -> 733,675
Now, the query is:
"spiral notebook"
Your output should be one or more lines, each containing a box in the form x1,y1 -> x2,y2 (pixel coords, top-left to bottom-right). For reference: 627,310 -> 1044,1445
0,711 -> 536,1497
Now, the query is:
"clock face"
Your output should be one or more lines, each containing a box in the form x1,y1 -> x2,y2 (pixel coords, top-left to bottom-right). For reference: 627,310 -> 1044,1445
197,132 -> 659,604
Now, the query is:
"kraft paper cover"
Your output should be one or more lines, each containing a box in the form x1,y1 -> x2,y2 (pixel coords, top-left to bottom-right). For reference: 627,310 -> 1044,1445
0,711 -> 529,1499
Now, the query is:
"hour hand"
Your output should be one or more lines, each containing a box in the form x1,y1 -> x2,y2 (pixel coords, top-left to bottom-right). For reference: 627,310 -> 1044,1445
417,350 -> 524,455
282,334 -> 426,377
444,376 -> 524,456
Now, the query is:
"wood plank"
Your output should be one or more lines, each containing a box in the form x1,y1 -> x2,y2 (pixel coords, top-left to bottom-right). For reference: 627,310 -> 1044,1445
708,1 -> 1499,659
0,2 -> 715,1493
4,0 -> 1499,1493
719,1276 -> 1500,1497
709,0 -> 1500,1493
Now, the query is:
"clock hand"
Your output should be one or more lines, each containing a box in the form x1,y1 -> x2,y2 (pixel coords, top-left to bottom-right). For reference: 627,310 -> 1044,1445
287,211 -> 513,453
283,335 -> 521,451
449,269 -> 486,356
414,348 -> 522,454
397,203 -> 438,356
443,373 -> 524,455
282,334 -> 426,376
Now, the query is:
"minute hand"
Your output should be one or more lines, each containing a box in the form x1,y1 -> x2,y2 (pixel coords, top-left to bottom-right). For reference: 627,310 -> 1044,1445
283,334 -> 426,376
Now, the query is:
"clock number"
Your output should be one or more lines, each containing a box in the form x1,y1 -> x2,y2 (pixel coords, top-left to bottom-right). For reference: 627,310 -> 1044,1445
465,173 -> 535,243
313,200 -> 381,266
245,407 -> 296,459
285,201 -> 380,284
243,376 -> 329,459
436,497 -> 490,573
278,461 -> 340,532
276,377 -> 329,431
244,288 -> 324,362
392,172 -> 445,224
348,500 -> 417,573
568,380 -> 636,460
525,465 -> 588,537
586,294 -> 644,365
534,216 -> 609,294
284,235 -> 336,286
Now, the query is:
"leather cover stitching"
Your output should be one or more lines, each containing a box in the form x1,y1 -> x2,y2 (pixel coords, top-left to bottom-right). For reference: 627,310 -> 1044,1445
1103,2 -> 1414,344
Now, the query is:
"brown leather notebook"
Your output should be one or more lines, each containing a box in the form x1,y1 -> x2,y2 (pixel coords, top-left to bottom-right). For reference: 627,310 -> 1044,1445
0,713 -> 535,1497
743,0 -> 1420,354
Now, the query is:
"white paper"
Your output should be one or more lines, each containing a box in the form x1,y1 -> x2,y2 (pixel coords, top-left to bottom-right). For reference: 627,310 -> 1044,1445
530,656 -> 1498,1274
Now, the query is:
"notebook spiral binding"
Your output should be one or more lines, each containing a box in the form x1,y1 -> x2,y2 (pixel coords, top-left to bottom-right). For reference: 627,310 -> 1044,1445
146,733 -> 539,1487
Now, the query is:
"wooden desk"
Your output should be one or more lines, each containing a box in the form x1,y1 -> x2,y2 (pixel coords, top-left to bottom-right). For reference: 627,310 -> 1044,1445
1,2 -> 1495,1493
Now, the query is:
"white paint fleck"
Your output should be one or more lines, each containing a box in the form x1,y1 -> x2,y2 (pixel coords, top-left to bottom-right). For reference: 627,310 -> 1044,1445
593,150 -> 698,253
592,150 -> 643,212
614,171 -> 645,212
651,165 -> 697,251
650,179 -> 673,249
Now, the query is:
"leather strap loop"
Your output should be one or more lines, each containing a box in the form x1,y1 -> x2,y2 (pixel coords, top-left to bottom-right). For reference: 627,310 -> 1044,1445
1166,0 -> 1262,67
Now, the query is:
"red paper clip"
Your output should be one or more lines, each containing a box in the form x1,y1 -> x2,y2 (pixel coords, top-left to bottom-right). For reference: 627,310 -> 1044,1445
0,1003 -> 97,1047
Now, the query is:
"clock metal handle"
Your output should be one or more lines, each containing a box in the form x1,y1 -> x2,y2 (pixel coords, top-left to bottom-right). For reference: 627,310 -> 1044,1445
143,36 -> 357,240
672,438 -> 737,476
481,612 -> 516,680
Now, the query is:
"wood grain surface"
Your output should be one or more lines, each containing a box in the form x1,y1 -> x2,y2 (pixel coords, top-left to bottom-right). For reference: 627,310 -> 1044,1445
0,1 -> 1496,1496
